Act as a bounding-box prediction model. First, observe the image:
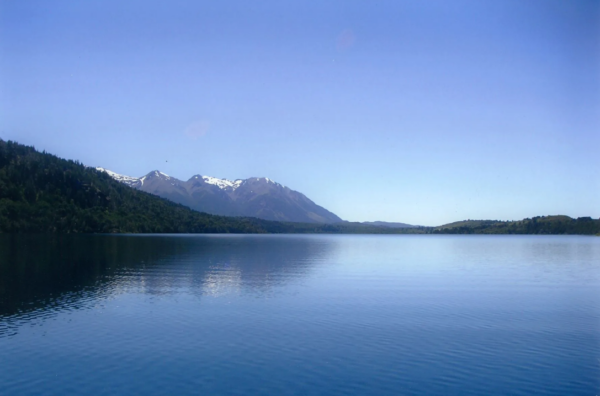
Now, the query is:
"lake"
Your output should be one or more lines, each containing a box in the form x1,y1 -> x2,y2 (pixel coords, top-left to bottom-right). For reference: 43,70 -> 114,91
1,234 -> 599,395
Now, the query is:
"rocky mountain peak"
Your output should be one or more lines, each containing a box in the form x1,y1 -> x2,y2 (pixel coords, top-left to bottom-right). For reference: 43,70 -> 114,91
97,168 -> 343,223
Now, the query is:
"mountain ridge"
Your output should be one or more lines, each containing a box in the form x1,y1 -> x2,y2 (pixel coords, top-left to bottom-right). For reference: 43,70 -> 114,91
97,168 -> 343,224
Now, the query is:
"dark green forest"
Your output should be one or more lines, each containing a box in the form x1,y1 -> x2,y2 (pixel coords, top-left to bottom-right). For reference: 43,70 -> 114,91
0,139 -> 598,235
432,215 -> 600,235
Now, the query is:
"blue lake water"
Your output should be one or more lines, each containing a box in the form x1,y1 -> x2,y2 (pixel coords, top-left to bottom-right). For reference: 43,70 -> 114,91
1,234 -> 599,395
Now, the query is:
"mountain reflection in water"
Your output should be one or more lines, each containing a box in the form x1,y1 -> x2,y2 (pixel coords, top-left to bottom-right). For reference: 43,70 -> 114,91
0,234 -> 334,334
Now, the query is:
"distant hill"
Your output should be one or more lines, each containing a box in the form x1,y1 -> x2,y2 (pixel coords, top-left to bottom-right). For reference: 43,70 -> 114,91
98,168 -> 342,224
436,220 -> 502,230
434,216 -> 600,235
361,221 -> 417,228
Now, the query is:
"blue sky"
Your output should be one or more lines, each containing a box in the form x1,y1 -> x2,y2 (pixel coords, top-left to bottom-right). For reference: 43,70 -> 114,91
1,0 -> 598,226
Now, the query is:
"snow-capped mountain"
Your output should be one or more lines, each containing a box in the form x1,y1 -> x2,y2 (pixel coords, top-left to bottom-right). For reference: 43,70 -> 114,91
96,167 -> 141,188
96,168 -> 342,224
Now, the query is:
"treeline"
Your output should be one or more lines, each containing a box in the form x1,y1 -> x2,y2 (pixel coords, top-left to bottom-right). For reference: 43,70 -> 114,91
431,216 -> 600,235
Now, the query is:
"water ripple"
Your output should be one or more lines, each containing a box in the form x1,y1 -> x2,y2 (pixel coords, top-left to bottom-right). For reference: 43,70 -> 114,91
1,235 -> 599,395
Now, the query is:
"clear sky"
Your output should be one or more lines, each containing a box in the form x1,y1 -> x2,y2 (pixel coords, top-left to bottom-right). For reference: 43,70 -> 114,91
1,0 -> 598,226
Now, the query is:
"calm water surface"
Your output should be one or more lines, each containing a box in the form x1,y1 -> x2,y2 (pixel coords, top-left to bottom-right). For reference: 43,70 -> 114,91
1,234 -> 599,395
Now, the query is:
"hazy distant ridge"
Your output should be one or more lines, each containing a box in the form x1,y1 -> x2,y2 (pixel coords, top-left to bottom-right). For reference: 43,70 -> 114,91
361,221 -> 418,228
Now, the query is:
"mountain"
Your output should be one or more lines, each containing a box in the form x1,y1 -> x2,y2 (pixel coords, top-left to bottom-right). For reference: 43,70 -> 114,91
0,140 -> 284,233
0,140 -> 414,234
97,168 -> 343,224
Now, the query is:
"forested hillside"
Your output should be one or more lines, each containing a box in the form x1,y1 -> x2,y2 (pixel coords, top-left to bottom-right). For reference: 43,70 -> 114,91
0,140 -> 278,233
433,216 -> 600,235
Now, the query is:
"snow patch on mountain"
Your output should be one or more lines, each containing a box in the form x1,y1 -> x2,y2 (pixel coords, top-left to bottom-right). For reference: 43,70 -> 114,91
150,170 -> 170,179
255,177 -> 285,188
96,167 -> 140,187
201,176 -> 243,190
